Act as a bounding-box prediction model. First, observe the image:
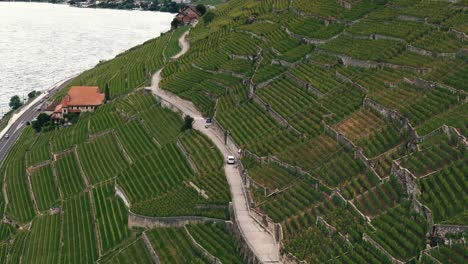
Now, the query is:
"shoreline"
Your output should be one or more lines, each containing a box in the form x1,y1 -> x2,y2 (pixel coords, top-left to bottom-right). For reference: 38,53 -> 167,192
0,2 -> 174,122
1,1 -> 181,14
0,74 -> 77,139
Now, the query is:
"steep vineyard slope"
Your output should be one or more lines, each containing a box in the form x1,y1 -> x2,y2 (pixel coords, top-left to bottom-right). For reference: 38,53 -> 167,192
0,0 -> 466,263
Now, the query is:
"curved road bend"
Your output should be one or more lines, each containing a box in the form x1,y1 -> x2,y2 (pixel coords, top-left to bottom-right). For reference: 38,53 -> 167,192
151,32 -> 280,263
0,78 -> 74,165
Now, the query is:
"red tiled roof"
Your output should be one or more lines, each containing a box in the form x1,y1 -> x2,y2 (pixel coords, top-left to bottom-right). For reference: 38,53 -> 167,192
61,86 -> 105,107
54,104 -> 63,113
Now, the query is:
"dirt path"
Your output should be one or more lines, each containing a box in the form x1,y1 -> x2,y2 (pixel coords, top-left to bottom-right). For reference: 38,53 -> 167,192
171,30 -> 190,59
150,29 -> 280,263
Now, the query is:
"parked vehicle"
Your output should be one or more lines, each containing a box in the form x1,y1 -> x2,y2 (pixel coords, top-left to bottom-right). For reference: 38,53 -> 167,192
4,133 -> 9,139
205,117 -> 212,128
227,155 -> 236,164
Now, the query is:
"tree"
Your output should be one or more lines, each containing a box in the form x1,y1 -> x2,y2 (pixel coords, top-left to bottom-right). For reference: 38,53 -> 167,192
9,95 -> 22,110
171,18 -> 181,29
105,84 -> 110,101
28,90 -> 40,100
196,4 -> 206,15
32,113 -> 51,132
203,11 -> 215,24
181,115 -> 194,131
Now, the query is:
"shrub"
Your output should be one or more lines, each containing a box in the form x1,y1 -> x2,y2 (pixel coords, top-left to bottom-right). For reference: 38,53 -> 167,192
181,115 -> 194,131
203,11 -> 215,24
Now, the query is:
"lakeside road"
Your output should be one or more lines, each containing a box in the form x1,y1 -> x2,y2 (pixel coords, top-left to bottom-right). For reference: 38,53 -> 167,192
0,77 -> 74,165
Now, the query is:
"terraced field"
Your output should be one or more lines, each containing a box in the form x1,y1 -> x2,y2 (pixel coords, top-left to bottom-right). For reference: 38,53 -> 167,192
0,0 -> 466,262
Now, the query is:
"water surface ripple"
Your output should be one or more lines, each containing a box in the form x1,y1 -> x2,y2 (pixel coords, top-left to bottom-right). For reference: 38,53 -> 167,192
0,2 -> 173,116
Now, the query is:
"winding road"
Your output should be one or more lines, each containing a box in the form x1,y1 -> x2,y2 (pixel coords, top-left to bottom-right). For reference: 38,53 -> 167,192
151,30 -> 280,263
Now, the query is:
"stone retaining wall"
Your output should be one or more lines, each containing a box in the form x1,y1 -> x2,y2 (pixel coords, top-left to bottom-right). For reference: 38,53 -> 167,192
316,49 -> 431,74
184,226 -> 222,263
412,198 -> 434,228
335,71 -> 369,93
323,124 -> 358,151
228,203 -> 262,264
115,183 -> 131,208
391,161 -> 419,197
432,224 -> 468,239
142,232 -> 160,264
256,72 -> 286,89
128,211 -> 226,229
211,117 -> 241,154
407,44 -> 457,58
363,233 -> 404,264
397,15 -> 425,23
285,72 -> 324,97
176,139 -> 199,173
251,94 -> 289,128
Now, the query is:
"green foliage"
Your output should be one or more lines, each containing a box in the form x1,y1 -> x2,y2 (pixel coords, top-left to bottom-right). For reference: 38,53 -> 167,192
30,165 -> 60,212
21,215 -> 61,264
146,227 -> 208,263
61,193 -> 98,263
27,90 -> 41,100
196,4 -> 207,15
419,160 -> 467,224
5,159 -> 36,223
369,202 -> 429,261
119,143 -> 193,203
9,95 -> 22,110
203,11 -> 215,24
32,113 -> 53,132
92,183 -> 129,252
100,238 -> 154,264
77,133 -> 128,184
187,223 -> 243,263
54,152 -> 85,198
181,115 -> 194,131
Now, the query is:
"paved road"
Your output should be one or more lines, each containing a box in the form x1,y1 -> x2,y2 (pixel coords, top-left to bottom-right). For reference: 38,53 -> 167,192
0,77 -> 74,165
151,30 -> 280,262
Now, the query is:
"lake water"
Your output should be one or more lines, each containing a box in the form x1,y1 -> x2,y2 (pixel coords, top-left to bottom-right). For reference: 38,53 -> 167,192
0,2 -> 174,116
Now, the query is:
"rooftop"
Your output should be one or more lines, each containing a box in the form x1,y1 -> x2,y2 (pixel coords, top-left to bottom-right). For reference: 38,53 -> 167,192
62,86 -> 105,107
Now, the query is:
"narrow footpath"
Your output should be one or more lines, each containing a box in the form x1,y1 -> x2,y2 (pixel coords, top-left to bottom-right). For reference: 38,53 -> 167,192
151,31 -> 280,263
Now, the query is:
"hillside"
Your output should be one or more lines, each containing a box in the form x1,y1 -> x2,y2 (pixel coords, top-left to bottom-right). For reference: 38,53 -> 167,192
0,0 -> 467,263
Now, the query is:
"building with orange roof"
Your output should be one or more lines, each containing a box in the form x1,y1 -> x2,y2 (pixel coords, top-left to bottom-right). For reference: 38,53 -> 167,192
52,86 -> 105,119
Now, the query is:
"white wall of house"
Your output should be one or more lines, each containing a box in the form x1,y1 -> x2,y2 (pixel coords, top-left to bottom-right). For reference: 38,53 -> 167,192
62,105 -> 97,114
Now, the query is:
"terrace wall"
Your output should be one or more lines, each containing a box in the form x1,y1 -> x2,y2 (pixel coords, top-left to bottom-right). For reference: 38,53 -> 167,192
363,97 -> 419,150
183,226 -> 222,263
176,139 -> 199,173
142,232 -> 160,264
432,224 -> 468,239
412,198 -> 434,228
251,94 -> 290,128
390,161 -> 419,198
228,203 -> 262,264
128,211 -> 226,229
418,124 -> 468,148
316,50 -> 431,74
362,233 -> 405,264
115,183 -> 131,208
406,44 -> 457,59
285,72 -> 324,97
